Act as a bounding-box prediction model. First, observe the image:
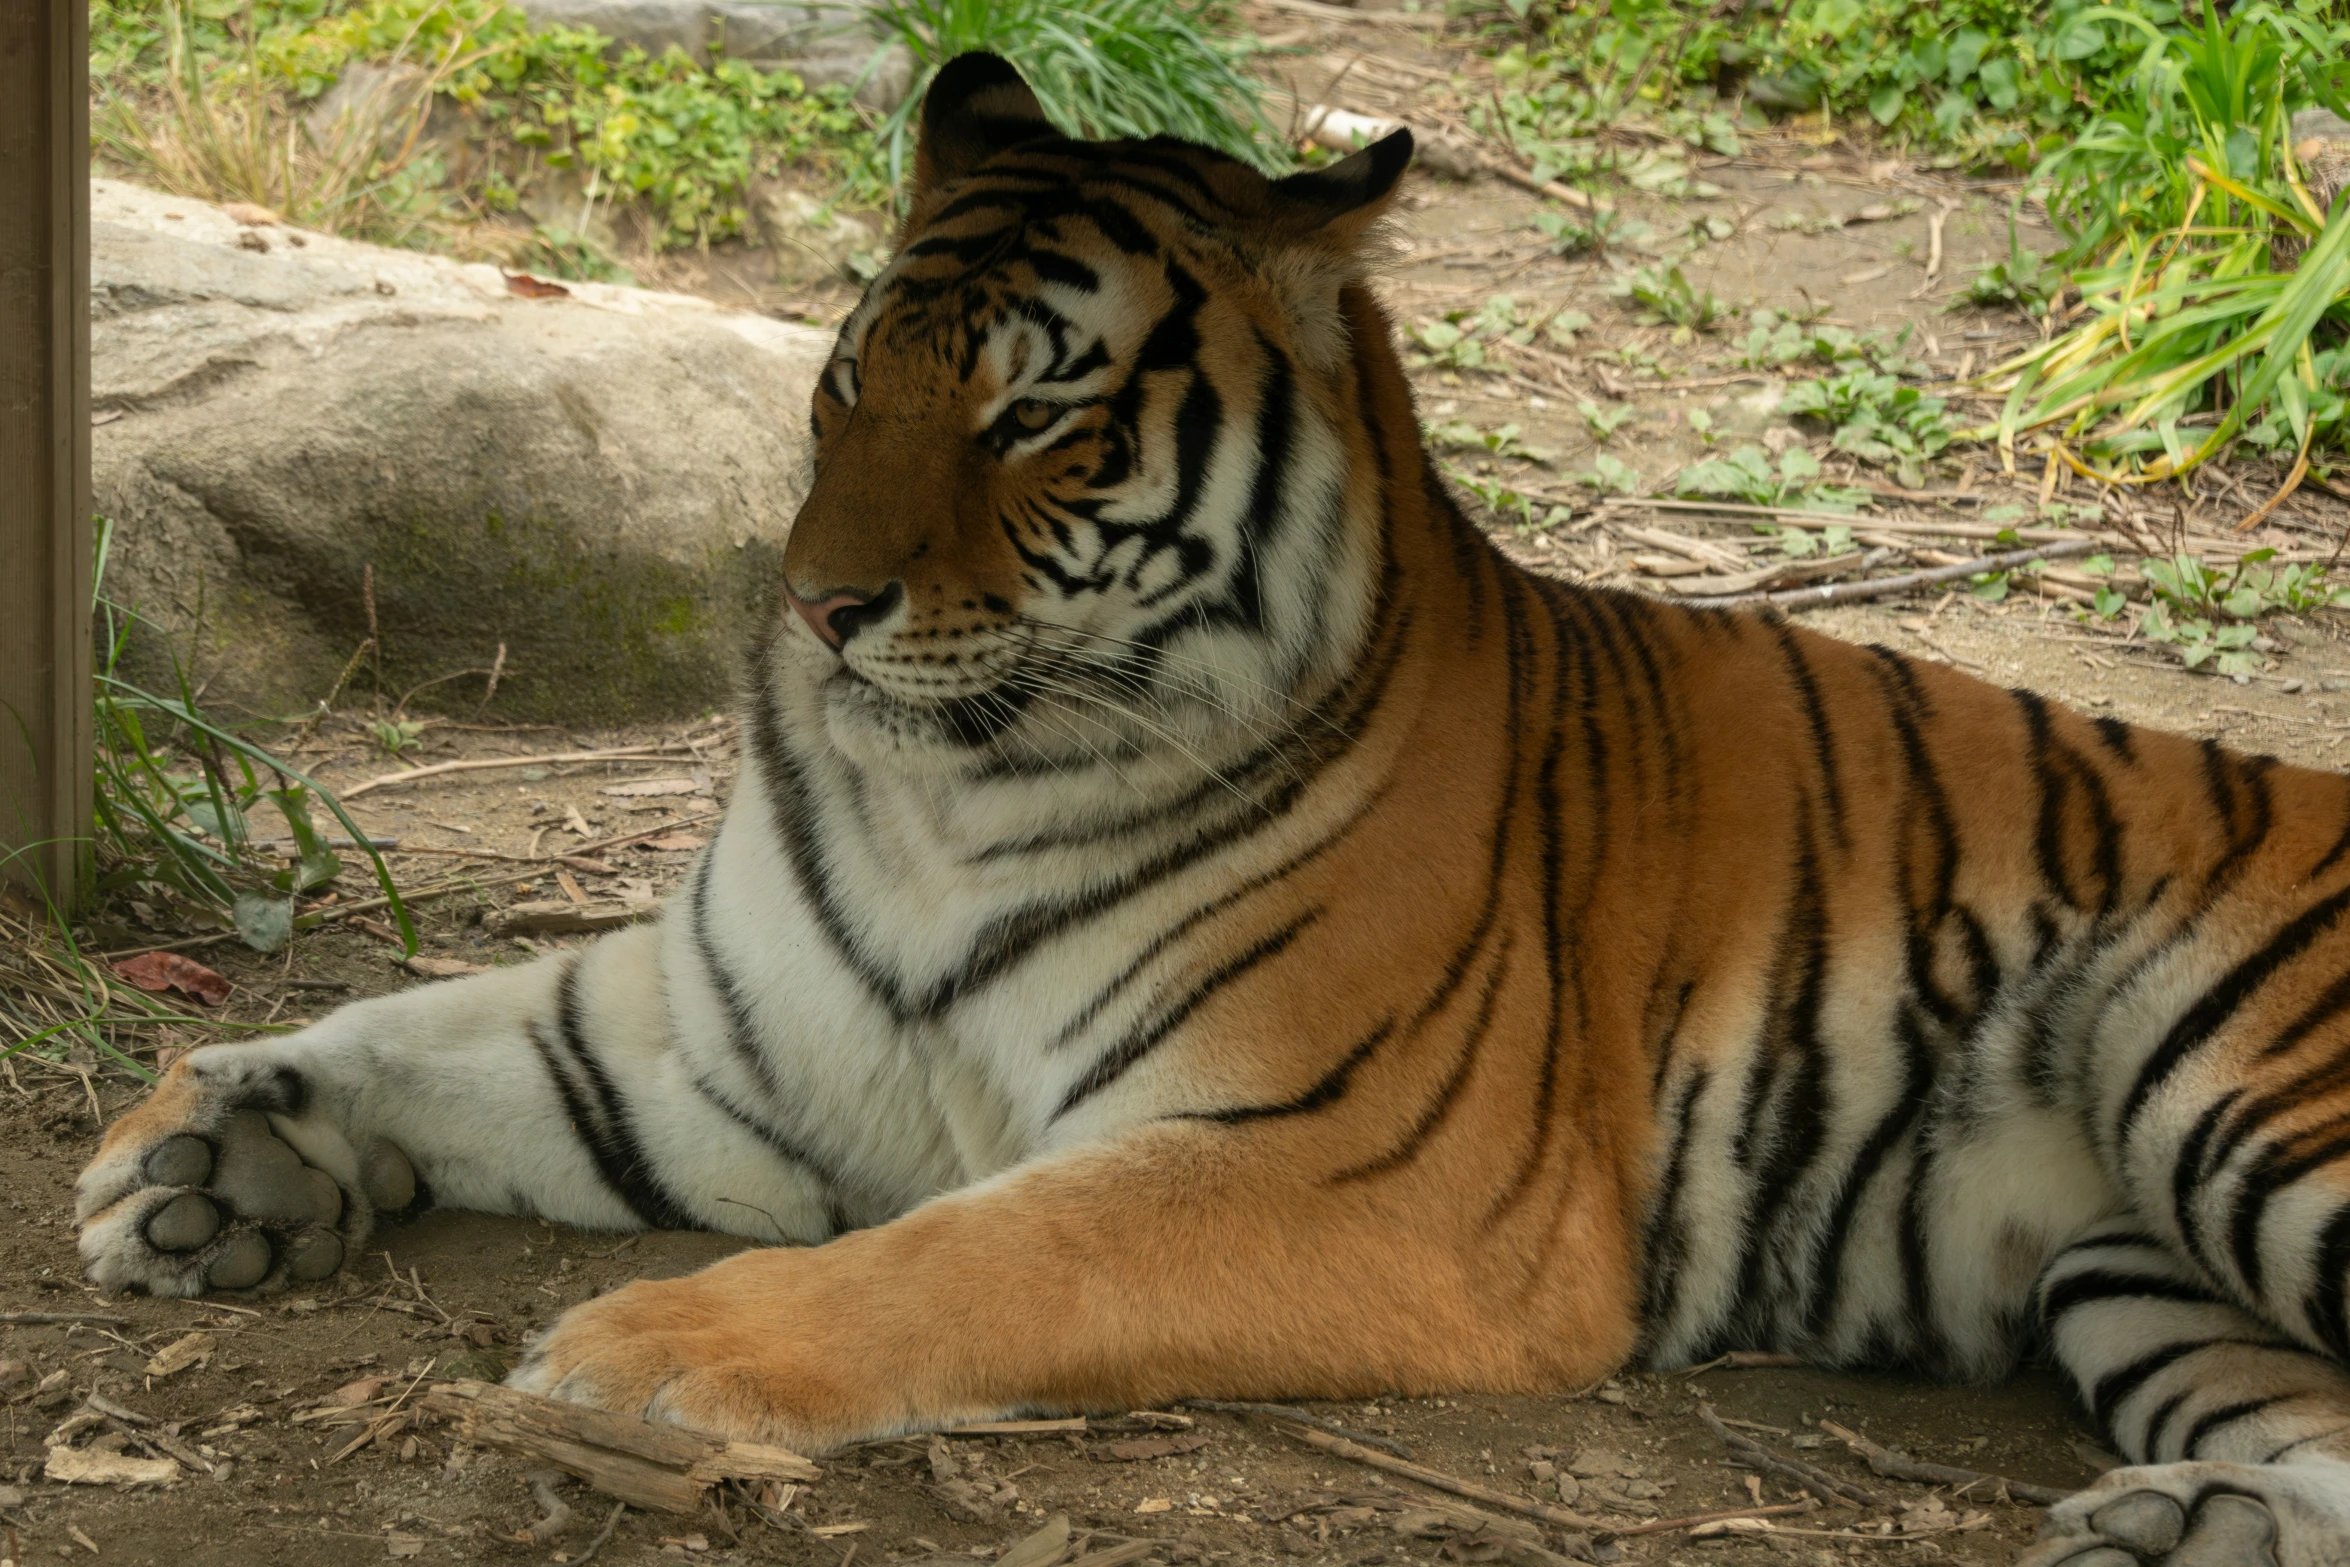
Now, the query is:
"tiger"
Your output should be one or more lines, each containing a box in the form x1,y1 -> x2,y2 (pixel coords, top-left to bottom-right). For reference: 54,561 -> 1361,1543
71,52 -> 2350,1566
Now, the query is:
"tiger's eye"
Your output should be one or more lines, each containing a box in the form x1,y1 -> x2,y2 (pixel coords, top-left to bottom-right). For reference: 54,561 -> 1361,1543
1012,399 -> 1056,431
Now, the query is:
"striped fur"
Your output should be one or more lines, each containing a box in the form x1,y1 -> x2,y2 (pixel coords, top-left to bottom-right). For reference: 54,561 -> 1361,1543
74,53 -> 2350,1561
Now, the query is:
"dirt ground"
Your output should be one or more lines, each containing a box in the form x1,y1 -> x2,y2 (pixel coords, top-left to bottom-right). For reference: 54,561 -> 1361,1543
14,5 -> 2350,1564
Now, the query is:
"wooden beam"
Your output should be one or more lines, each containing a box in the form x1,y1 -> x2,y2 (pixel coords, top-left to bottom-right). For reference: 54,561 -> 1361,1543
0,0 -> 94,908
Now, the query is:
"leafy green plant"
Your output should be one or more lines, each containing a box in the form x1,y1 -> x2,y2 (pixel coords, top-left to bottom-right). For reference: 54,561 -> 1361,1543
1612,263 -> 1728,339
1408,298 -> 1588,373
1731,311 -> 1919,375
1766,521 -> 1857,558
1580,401 -> 1637,441
1577,453 -> 1644,494
367,717 -> 427,756
865,0 -> 1278,197
1962,217 -> 2061,313
1427,419 -> 1557,465
1533,206 -> 1651,257
90,521 -> 413,957
2136,549 -> 2350,670
92,0 -> 879,253
1675,444 -> 1869,510
1783,370 -> 1954,488
1986,1 -> 2350,481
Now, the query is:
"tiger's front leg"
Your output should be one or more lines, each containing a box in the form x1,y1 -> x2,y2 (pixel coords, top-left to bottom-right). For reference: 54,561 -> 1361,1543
75,922 -> 842,1295
509,1122 -> 1638,1449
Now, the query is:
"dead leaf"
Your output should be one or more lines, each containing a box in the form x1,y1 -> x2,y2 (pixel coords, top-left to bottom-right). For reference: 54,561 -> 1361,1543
45,1446 -> 178,1486
642,833 -> 705,853
402,955 -> 488,979
1133,1496 -> 1173,1513
327,1376 -> 388,1407
598,779 -> 699,797
386,1535 -> 426,1558
144,1332 -> 215,1378
1096,1435 -> 1211,1462
110,951 -> 230,1006
221,201 -> 280,226
563,804 -> 594,837
503,272 -> 570,299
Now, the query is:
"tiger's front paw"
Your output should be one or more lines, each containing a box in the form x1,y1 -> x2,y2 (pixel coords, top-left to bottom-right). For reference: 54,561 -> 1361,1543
508,1270 -> 845,1448
75,1053 -> 417,1296
2019,1457 -> 2350,1567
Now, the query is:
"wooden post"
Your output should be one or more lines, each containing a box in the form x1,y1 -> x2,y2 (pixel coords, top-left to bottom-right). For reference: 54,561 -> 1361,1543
0,0 -> 94,908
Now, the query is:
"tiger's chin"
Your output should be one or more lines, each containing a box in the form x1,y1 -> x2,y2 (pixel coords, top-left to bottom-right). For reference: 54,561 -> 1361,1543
816,667 -> 1030,771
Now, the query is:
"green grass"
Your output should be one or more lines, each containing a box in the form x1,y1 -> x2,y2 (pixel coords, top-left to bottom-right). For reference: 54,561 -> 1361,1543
864,0 -> 1279,197
93,0 -> 880,259
2,521 -> 413,1076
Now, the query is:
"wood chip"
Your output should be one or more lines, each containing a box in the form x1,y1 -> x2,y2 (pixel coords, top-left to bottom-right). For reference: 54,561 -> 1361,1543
45,1446 -> 178,1486
1096,1435 -> 1211,1461
807,1522 -> 868,1537
554,869 -> 589,905
489,901 -> 655,938
427,1380 -> 818,1514
642,833 -> 706,853
598,779 -> 700,797
143,1331 -> 214,1378
947,1418 -> 1088,1437
402,955 -> 489,979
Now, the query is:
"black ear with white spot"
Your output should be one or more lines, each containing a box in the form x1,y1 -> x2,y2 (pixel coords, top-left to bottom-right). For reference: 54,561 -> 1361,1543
1265,129 -> 1414,242
913,53 -> 1056,195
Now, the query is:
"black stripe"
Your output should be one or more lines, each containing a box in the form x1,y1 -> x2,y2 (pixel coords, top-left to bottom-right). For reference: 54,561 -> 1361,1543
1055,910 -> 1320,1120
1776,623 -> 1848,850
2039,1267 -> 2222,1324
2090,1338 -> 2296,1429
1333,943 -> 1511,1181
533,962 -> 698,1230
1188,1019 -> 1393,1126
2181,1396 -> 2290,1458
2114,882 -> 2350,1153
2301,1200 -> 2350,1359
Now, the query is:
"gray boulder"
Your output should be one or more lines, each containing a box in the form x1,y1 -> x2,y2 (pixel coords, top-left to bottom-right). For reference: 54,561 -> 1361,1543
92,178 -> 832,723
511,0 -> 913,110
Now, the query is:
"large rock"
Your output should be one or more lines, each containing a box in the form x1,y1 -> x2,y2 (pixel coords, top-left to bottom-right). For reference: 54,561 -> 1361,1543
91,178 -> 831,722
511,0 -> 913,110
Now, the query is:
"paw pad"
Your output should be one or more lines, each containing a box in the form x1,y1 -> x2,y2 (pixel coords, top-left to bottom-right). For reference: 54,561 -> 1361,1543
2091,1493 -> 2185,1557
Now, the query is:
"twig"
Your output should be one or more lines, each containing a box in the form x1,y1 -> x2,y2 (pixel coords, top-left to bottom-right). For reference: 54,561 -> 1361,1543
0,1312 -> 129,1328
1672,1351 -> 1805,1374
1601,495 -> 2089,540
337,745 -> 697,800
1280,1424 -> 1602,1531
573,1501 -> 626,1565
1817,1420 -> 2070,1506
1677,539 -> 2100,612
527,1470 -> 576,1545
1617,1500 -> 1819,1536
1695,1403 -> 1880,1508
1181,1399 -> 1413,1458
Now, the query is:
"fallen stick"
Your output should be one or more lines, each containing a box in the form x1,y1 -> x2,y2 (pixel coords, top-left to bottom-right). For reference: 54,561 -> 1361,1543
1696,1403 -> 1880,1508
1602,495 -> 2090,540
1281,1424 -> 1603,1532
1616,1500 -> 1819,1537
1676,539 -> 2102,613
1181,1399 -> 1413,1458
1818,1420 -> 2070,1506
337,745 -> 696,800
572,1501 -> 627,1565
0,1312 -> 130,1328
427,1380 -> 819,1513
1672,1351 -> 1805,1374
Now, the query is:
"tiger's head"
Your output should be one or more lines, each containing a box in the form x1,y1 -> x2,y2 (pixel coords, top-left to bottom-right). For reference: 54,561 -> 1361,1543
775,54 -> 1413,774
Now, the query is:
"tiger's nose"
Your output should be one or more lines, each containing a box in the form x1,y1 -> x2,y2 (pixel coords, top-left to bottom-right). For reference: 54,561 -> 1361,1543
785,581 -> 902,650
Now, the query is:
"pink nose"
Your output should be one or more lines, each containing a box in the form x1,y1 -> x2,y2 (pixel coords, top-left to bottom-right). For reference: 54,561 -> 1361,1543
784,585 -> 890,650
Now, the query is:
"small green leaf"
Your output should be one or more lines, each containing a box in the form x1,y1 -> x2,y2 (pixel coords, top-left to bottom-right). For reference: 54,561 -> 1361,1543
234,892 -> 294,954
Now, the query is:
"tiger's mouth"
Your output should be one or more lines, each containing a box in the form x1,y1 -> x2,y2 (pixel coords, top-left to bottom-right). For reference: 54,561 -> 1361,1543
818,663 -> 1036,751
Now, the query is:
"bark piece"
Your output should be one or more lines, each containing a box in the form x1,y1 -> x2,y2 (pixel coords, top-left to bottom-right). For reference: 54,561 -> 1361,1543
427,1380 -> 818,1513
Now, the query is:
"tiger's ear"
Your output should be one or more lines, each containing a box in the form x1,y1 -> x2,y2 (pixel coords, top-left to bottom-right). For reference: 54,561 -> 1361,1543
913,53 -> 1054,196
1264,130 -> 1414,247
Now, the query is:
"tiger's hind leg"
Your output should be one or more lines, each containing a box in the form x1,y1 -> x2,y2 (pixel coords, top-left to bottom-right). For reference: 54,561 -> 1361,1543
2021,1222 -> 2350,1566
